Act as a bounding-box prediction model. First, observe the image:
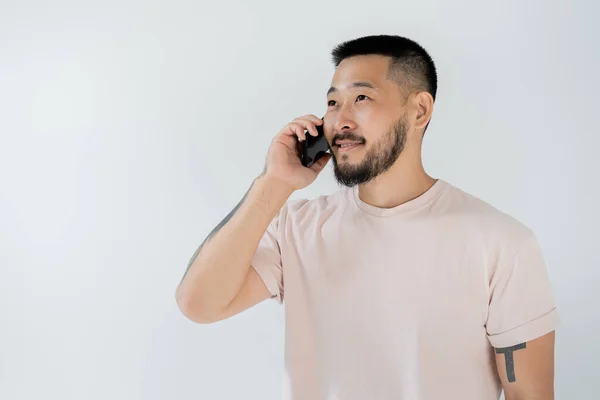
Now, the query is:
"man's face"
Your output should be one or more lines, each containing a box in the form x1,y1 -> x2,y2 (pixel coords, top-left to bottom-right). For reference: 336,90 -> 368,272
324,55 -> 410,187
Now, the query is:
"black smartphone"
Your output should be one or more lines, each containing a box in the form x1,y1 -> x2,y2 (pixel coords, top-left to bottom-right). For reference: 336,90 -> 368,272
301,118 -> 330,168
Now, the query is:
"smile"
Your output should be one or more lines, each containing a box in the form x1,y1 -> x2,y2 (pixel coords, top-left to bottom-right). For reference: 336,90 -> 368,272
337,143 -> 363,152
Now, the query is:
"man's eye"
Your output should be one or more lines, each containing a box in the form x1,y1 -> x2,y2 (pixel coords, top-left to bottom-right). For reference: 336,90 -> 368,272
328,95 -> 367,106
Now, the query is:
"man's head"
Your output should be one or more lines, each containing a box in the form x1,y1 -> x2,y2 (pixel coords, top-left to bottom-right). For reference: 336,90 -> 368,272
324,35 -> 437,187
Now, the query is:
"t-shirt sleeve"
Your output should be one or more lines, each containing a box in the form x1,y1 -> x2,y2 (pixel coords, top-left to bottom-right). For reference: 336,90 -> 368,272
486,232 -> 560,348
250,205 -> 285,304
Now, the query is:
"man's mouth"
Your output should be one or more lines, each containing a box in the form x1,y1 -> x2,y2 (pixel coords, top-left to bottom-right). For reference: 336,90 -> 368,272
335,139 -> 364,152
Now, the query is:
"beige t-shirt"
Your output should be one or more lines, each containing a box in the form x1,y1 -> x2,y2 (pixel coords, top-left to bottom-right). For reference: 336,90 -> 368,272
251,179 -> 559,400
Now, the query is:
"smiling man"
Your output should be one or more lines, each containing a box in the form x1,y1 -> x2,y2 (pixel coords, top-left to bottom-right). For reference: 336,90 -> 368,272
176,34 -> 559,400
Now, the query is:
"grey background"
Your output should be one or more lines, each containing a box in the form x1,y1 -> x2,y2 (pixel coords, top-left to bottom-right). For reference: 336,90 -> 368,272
0,0 -> 598,399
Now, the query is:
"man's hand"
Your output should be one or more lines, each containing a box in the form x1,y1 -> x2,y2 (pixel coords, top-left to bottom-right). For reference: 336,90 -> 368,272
263,114 -> 331,192
494,330 -> 555,400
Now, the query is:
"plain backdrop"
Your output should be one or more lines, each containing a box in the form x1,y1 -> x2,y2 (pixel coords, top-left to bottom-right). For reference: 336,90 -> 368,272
0,0 -> 598,399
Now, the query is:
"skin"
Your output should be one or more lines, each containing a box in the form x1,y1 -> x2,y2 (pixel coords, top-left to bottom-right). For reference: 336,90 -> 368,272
176,54 -> 555,398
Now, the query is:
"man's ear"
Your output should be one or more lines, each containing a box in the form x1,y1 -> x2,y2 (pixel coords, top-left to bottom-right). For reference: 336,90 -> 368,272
412,91 -> 434,131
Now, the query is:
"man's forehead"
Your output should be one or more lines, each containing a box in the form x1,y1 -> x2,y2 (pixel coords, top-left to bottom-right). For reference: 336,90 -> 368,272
327,80 -> 381,95
329,55 -> 391,93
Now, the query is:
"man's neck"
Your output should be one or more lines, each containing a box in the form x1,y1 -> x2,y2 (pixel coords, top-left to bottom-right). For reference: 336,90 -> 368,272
356,152 -> 436,209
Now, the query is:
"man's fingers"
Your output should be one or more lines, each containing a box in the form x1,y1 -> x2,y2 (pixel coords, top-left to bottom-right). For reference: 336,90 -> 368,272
296,116 -> 322,137
295,115 -> 323,126
289,122 -> 307,141
281,116 -> 322,139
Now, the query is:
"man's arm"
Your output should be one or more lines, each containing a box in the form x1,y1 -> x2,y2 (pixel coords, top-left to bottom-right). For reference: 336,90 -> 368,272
175,174 -> 293,323
494,330 -> 555,400
175,114 -> 331,323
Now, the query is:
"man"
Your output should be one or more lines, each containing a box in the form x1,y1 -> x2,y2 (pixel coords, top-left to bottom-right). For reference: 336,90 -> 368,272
176,34 -> 559,400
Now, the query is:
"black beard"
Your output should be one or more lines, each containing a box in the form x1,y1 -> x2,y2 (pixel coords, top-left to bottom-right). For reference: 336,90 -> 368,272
331,116 -> 408,187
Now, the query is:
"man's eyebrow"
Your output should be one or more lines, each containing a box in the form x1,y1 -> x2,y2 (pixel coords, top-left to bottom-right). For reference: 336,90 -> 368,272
327,81 -> 379,96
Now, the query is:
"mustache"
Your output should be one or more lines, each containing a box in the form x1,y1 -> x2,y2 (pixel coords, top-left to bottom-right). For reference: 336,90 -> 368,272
332,132 -> 366,144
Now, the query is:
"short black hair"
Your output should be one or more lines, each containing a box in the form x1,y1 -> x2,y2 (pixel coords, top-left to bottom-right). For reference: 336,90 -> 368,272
331,34 -> 437,102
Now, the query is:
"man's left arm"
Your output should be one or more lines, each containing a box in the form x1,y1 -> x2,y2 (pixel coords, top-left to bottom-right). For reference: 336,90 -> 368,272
494,330 -> 555,400
486,232 -> 560,400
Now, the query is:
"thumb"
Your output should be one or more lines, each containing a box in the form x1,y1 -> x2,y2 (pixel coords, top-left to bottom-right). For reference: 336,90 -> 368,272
309,153 -> 331,173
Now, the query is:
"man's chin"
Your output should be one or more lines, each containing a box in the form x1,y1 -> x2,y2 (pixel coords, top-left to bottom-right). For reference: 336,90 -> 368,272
332,152 -> 365,168
332,165 -> 373,187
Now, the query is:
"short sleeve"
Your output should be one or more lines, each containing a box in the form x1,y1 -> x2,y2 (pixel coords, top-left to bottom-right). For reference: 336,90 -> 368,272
250,205 -> 285,304
486,233 -> 560,348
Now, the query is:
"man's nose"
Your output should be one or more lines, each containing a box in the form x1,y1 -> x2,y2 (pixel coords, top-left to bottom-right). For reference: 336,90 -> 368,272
333,111 -> 357,133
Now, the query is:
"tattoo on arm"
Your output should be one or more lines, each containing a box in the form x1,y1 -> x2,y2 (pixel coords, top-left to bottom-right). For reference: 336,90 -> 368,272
179,181 -> 256,283
495,342 -> 526,382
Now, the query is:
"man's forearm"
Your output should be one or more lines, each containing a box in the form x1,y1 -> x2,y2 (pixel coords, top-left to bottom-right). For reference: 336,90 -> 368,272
176,173 -> 293,317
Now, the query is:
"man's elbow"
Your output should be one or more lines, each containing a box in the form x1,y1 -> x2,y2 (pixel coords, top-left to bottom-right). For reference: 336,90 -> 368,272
175,285 -> 221,324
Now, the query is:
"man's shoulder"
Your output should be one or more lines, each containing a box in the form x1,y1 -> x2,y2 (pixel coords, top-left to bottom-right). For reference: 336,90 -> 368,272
441,181 -> 535,243
278,187 -> 350,222
287,187 -> 349,210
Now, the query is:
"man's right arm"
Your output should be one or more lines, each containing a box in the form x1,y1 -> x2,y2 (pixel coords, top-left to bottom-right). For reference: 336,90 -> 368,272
175,173 -> 293,323
175,114 -> 331,323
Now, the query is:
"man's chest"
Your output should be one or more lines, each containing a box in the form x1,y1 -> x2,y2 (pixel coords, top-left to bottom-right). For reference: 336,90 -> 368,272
281,221 -> 490,335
